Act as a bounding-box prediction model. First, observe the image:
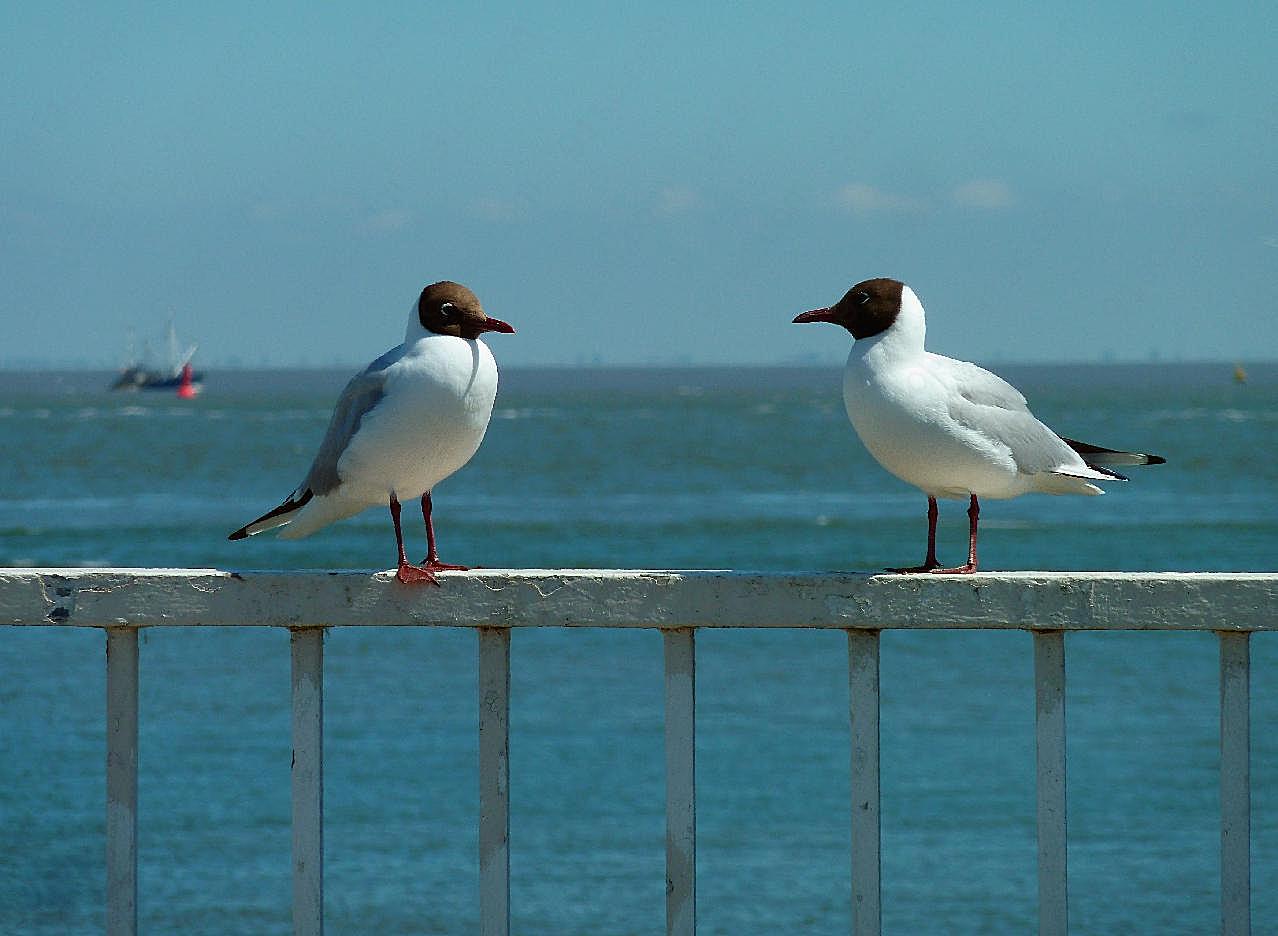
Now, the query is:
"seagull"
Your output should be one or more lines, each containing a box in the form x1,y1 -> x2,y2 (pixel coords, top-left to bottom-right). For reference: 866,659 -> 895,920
793,277 -> 1164,573
228,281 -> 514,585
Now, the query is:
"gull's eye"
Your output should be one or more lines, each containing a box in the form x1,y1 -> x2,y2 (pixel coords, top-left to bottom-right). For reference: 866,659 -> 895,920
856,291 -> 871,305
439,302 -> 458,320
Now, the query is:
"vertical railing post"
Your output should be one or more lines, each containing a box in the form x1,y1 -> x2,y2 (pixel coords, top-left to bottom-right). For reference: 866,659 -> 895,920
479,627 -> 511,936
1219,631 -> 1251,936
1034,630 -> 1068,936
663,628 -> 696,936
847,629 -> 881,936
291,628 -> 325,936
106,627 -> 139,936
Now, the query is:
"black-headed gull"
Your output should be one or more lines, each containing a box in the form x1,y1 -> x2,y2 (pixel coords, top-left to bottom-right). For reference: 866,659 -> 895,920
229,281 -> 514,584
793,277 -> 1164,574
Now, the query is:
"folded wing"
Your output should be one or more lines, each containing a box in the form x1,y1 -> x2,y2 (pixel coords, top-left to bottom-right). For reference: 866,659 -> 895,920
227,363 -> 390,540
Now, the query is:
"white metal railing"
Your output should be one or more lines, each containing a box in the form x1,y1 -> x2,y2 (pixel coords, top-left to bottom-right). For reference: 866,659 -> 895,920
3,568 -> 1274,936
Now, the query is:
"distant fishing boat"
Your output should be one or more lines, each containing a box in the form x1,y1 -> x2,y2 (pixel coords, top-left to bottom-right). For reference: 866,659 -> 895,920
111,321 -> 204,393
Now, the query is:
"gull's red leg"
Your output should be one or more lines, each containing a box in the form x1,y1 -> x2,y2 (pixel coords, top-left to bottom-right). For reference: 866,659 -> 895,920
390,494 -> 439,585
930,494 -> 979,575
420,491 -> 469,572
889,496 -> 942,573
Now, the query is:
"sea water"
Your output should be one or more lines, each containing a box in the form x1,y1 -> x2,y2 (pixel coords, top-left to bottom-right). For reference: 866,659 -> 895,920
1,364 -> 1276,934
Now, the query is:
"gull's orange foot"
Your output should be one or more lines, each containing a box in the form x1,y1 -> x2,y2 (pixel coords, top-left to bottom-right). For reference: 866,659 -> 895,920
396,562 -> 441,586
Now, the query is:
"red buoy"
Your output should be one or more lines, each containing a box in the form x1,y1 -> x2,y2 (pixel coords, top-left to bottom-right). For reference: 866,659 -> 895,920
177,362 -> 199,399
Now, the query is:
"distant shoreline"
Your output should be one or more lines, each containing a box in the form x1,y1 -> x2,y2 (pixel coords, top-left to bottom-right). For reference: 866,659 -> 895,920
1,359 -> 1273,374
0,360 -> 1269,398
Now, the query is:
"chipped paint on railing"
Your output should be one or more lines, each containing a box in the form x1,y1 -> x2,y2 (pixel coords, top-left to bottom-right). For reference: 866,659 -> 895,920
4,568 -> 1278,630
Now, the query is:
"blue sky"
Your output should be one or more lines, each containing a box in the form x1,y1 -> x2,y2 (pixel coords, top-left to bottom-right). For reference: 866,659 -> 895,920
3,2 -> 1275,367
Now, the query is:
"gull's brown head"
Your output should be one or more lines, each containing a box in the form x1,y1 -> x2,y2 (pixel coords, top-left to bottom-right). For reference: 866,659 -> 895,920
418,281 -> 515,339
793,277 -> 904,340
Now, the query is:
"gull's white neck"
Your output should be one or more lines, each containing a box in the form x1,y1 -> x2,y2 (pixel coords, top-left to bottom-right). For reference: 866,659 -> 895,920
405,302 -> 429,344
850,285 -> 927,369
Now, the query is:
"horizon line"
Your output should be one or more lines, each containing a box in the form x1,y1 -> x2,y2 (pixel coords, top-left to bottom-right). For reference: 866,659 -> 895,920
0,357 -> 1272,373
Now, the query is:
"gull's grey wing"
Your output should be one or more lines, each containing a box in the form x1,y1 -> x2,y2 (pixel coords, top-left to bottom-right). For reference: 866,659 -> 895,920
298,355 -> 394,496
936,357 -> 1079,475
932,356 -> 1030,411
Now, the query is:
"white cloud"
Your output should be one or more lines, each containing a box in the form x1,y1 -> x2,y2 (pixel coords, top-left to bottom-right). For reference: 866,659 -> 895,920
834,183 -> 924,215
654,185 -> 700,216
358,208 -> 412,234
471,196 -> 527,222
248,201 -> 288,222
952,178 -> 1015,209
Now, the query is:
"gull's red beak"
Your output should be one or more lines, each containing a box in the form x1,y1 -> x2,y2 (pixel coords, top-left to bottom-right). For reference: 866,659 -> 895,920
792,307 -> 835,324
478,316 -> 515,334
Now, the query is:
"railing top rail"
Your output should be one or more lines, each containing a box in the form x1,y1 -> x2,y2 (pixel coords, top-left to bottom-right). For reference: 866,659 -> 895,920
2,568 -> 1275,631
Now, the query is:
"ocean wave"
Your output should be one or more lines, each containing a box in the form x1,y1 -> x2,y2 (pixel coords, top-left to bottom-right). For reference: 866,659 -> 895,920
252,409 -> 331,422
1144,407 -> 1278,423
492,407 -> 568,421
